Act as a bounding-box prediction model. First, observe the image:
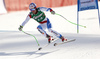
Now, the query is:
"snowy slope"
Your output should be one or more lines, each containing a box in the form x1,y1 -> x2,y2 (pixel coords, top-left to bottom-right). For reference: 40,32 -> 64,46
0,1 -> 100,59
0,32 -> 100,59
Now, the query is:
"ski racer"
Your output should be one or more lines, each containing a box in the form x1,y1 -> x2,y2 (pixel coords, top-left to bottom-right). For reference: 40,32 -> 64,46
18,3 -> 67,43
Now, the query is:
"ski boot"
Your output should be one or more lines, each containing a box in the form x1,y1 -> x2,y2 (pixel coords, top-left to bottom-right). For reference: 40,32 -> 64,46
60,36 -> 67,42
46,35 -> 54,43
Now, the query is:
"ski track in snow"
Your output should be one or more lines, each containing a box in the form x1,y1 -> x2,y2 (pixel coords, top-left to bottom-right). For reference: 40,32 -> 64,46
0,31 -> 100,59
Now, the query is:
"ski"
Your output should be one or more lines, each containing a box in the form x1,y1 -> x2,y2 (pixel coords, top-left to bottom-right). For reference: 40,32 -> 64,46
54,39 -> 76,46
38,38 -> 59,50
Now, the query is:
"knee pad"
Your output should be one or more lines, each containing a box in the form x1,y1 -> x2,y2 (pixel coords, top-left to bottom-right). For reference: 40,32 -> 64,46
37,25 -> 42,29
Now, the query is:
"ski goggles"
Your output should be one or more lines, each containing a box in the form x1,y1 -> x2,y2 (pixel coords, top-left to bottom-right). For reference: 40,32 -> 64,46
30,8 -> 35,11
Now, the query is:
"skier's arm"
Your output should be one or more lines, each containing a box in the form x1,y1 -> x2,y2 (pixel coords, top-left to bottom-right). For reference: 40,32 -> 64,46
18,15 -> 30,31
21,15 -> 30,26
39,7 -> 55,15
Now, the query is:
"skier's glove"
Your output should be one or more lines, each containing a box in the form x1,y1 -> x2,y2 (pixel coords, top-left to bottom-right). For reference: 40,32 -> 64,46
18,25 -> 23,31
51,11 -> 55,15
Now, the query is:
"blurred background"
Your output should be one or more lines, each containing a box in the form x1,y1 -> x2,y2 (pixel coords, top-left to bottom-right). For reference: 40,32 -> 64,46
0,0 -> 77,13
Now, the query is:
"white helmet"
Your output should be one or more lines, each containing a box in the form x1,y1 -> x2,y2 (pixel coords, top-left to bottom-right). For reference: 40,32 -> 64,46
29,3 -> 36,11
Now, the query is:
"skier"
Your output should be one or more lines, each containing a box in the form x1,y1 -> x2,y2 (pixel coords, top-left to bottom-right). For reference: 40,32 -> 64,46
18,3 -> 67,43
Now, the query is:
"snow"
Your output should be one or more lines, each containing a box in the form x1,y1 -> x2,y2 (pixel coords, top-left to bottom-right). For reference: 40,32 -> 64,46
0,2 -> 100,59
0,32 -> 100,59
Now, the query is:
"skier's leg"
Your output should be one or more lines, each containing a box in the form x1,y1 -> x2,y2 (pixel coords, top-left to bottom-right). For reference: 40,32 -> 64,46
37,25 -> 53,43
37,25 -> 47,37
47,18 -> 67,42
48,28 -> 61,38
48,28 -> 67,42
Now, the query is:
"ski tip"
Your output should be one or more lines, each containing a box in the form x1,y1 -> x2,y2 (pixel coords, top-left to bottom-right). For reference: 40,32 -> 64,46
38,47 -> 42,50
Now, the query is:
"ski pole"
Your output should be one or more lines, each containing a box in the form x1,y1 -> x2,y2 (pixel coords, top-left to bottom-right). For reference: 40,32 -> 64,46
55,13 -> 86,28
21,30 -> 40,46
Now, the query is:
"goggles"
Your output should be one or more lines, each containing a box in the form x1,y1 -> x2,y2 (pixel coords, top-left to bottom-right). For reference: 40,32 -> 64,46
30,8 -> 35,11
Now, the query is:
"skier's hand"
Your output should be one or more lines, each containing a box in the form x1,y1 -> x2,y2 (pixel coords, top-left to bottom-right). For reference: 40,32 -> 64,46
51,11 -> 55,15
18,25 -> 23,31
